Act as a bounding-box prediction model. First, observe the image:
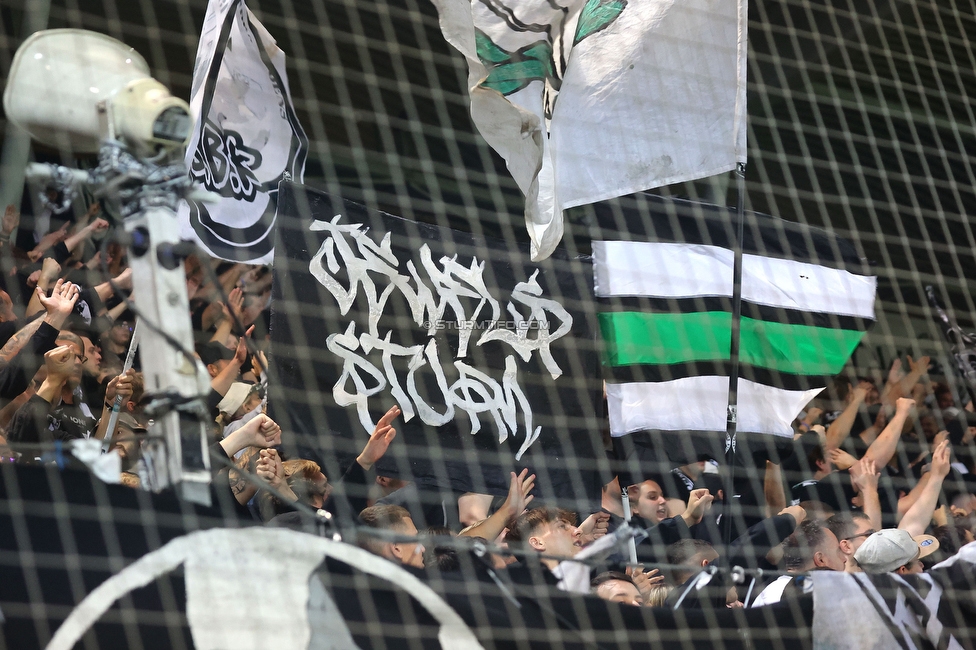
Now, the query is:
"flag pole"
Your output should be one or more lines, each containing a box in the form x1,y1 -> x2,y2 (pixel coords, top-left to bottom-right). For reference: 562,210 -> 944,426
620,487 -> 639,565
722,162 -> 747,549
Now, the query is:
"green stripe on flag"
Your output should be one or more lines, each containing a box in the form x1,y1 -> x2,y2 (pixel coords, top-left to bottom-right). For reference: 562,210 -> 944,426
598,311 -> 864,376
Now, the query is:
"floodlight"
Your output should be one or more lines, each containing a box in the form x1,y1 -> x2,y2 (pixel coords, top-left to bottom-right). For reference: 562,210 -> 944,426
2,29 -> 191,155
3,29 -> 211,505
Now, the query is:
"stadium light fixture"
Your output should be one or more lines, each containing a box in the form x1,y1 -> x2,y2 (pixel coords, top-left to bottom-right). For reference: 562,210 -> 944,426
2,28 -> 191,156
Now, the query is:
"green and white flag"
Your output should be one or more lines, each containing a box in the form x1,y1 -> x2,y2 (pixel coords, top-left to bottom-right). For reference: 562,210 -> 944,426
431,0 -> 748,261
594,199 -> 877,440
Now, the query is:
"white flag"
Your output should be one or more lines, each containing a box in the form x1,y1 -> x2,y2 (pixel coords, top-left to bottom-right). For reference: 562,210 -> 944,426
432,0 -> 748,261
178,0 -> 307,264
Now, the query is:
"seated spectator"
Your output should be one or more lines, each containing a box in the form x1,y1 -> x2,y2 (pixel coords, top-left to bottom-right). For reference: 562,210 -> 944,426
0,278 -> 78,403
623,483 -> 713,562
782,520 -> 847,573
924,524 -> 975,568
852,529 -> 939,574
666,539 -> 719,587
111,412 -> 147,488
357,504 -> 425,569
825,512 -> 876,570
506,507 -> 582,570
266,405 -> 399,527
751,520 -> 846,607
591,571 -> 642,606
282,459 -> 332,509
6,332 -> 98,444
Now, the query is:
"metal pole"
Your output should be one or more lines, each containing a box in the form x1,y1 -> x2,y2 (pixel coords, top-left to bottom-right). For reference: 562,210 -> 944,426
101,320 -> 141,451
722,162 -> 746,549
620,488 -> 639,565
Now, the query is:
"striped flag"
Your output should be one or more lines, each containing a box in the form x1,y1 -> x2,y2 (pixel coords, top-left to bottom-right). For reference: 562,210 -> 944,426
594,197 -> 876,446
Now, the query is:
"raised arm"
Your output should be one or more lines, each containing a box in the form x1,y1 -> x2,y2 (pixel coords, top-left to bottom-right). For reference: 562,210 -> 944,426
898,440 -> 950,537
27,223 -> 69,262
863,397 -> 914,468
63,215 -> 109,254
764,461 -> 786,518
219,413 -> 282,457
0,205 -> 20,248
354,405 -> 400,471
826,387 -> 867,450
93,267 -> 132,304
25,258 -> 64,319
93,370 -> 134,441
210,327 -> 251,397
5,345 -> 74,443
850,457 -> 882,531
681,489 -> 714,527
250,449 -> 298,507
210,287 -> 244,344
0,279 -> 78,368
460,469 -> 535,542
895,356 -> 930,402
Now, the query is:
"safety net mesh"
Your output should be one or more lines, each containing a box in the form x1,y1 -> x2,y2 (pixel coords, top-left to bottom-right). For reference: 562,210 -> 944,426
0,0 -> 975,648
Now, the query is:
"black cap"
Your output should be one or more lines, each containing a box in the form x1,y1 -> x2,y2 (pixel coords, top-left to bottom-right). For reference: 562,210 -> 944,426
813,471 -> 858,512
942,469 -> 976,506
117,412 -> 148,433
196,341 -> 235,366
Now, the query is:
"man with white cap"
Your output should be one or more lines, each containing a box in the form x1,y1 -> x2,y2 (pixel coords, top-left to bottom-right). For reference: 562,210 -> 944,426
852,529 -> 940,574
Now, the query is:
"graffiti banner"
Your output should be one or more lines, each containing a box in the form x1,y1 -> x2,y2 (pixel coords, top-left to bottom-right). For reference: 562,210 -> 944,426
269,184 -> 605,514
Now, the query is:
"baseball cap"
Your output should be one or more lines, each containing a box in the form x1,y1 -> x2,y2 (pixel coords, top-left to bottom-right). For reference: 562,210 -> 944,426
117,412 -> 148,433
216,382 -> 256,417
197,341 -> 235,366
853,529 -> 940,573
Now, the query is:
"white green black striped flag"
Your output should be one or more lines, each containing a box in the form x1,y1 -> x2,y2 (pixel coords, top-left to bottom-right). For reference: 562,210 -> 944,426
594,198 -> 877,443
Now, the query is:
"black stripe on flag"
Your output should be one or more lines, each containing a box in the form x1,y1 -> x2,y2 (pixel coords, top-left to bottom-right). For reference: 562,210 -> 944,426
604,362 -> 831,392
589,193 -> 872,275
598,296 -> 872,331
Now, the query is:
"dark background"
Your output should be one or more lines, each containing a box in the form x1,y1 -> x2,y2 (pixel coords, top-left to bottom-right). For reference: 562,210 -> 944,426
1,0 -> 974,391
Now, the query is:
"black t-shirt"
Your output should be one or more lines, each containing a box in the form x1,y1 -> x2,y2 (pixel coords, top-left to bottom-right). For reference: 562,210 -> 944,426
48,399 -> 99,441
7,394 -> 97,444
781,432 -> 821,488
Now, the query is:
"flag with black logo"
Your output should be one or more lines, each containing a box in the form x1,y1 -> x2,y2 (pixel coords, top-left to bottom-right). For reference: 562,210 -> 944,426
177,0 -> 307,264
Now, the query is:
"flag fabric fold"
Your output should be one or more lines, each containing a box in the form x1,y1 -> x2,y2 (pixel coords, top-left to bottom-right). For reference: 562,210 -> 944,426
431,0 -> 748,261
594,196 -> 877,442
177,0 -> 307,264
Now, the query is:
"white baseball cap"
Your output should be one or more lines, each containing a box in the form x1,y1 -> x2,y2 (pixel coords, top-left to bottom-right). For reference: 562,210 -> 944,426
853,529 -> 939,573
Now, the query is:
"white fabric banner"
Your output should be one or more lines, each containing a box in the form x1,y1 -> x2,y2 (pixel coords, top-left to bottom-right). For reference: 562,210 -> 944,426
606,377 -> 823,437
592,240 -> 878,319
177,0 -> 307,264
432,0 -> 748,261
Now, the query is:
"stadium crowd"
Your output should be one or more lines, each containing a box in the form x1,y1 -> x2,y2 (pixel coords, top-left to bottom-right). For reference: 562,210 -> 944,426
0,194 -> 974,614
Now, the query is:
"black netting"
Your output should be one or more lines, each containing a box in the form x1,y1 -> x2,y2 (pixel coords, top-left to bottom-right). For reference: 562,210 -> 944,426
1,0 -> 976,648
